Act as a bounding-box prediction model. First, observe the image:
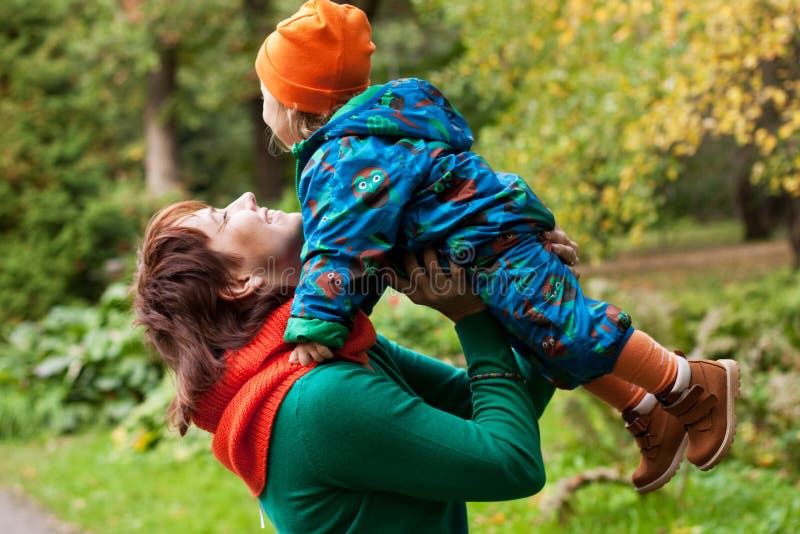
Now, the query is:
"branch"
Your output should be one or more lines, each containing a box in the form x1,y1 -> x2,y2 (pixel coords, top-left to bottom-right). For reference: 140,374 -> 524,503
539,466 -> 629,523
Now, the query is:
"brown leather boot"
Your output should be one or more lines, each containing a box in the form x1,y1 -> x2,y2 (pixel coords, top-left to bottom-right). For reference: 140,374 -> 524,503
623,402 -> 688,494
662,359 -> 740,471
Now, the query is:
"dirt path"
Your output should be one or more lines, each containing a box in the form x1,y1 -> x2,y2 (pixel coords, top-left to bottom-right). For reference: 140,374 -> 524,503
581,239 -> 793,285
0,488 -> 80,534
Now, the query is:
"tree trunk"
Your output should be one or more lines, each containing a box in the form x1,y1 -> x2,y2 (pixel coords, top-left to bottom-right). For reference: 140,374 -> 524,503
244,0 -> 289,203
250,97 -> 288,202
345,0 -> 380,18
789,197 -> 800,269
730,144 -> 775,240
144,46 -> 181,198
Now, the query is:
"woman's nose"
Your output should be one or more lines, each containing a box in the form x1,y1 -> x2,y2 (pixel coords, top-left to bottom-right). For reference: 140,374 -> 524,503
229,192 -> 258,211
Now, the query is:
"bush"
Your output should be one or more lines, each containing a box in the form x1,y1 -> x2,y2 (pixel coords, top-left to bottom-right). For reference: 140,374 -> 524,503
370,291 -> 464,363
675,270 -> 800,472
0,284 -> 162,438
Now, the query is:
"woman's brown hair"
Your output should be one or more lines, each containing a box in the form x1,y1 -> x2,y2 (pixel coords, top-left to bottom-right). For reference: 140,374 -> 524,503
132,201 -> 289,434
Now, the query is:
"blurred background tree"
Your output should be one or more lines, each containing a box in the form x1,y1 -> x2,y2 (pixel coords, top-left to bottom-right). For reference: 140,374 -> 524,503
419,0 -> 799,263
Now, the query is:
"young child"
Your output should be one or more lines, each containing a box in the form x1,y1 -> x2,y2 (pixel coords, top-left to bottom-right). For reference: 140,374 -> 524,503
254,0 -> 739,493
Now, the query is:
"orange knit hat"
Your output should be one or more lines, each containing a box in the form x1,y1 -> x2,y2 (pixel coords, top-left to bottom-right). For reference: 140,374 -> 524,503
255,0 -> 376,115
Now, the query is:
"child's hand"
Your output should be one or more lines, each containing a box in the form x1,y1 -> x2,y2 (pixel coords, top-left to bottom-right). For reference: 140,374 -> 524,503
289,341 -> 334,366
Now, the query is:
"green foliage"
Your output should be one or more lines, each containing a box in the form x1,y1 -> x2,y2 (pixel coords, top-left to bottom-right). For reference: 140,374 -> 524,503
0,1 -> 154,322
588,266 -> 800,475
674,270 -> 800,471
370,290 -> 464,361
0,284 -> 162,438
421,0 -> 799,258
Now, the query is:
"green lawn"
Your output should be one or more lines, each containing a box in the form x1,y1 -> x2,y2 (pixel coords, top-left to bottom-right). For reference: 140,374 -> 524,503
1,397 -> 798,533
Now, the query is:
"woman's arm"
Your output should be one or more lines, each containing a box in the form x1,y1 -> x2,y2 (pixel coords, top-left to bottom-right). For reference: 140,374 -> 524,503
291,255 -> 555,501
292,310 -> 549,502
372,334 -> 472,418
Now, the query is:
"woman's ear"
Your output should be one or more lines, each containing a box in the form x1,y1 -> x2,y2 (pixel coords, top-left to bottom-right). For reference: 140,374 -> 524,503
218,273 -> 266,301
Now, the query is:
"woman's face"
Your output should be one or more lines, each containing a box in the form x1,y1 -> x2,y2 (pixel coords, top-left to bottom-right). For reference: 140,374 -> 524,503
261,83 -> 298,147
182,192 -> 304,294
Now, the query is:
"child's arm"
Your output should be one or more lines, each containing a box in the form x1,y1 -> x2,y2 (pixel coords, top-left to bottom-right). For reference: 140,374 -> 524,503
286,141 -> 423,349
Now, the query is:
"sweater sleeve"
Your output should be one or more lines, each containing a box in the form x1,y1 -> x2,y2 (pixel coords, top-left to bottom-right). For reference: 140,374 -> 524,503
372,334 -> 472,418
285,140 -> 421,348
292,311 -> 554,502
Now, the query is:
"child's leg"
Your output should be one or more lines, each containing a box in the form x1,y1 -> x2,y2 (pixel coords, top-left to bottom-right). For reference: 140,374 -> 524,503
475,236 -> 737,475
610,330 -> 681,398
612,329 -> 740,472
583,374 -> 688,494
583,373 -> 646,412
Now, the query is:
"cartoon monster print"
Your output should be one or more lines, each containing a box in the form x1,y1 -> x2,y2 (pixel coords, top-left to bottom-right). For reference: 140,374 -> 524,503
315,270 -> 345,300
512,299 -> 554,329
541,274 -> 577,306
541,336 -> 568,358
431,172 -> 477,203
605,305 -> 632,331
367,115 -> 400,136
381,92 -> 423,130
492,231 -> 520,256
347,247 -> 389,296
348,247 -> 387,279
353,167 -> 391,209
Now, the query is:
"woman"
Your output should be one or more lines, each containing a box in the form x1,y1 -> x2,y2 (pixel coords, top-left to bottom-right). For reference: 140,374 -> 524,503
133,191 -> 579,532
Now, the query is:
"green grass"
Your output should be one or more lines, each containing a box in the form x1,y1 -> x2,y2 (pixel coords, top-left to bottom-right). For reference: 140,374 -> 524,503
467,389 -> 800,533
608,218 -> 745,255
0,431 -> 263,534
1,398 -> 799,534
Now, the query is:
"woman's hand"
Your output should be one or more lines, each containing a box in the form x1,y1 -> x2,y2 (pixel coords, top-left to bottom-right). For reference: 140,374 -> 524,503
541,223 -> 581,275
388,249 -> 486,323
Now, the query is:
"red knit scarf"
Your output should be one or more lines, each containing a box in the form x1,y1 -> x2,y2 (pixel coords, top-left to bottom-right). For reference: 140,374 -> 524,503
191,299 -> 375,496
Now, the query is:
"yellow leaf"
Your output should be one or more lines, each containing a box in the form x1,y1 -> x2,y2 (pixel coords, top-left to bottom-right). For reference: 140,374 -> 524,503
777,122 -> 795,139
756,452 -> 777,467
490,512 -> 507,525
758,133 -> 778,155
752,161 -> 766,181
783,174 -> 800,195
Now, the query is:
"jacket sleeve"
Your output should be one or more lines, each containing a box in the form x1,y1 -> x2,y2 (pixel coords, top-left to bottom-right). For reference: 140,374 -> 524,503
292,311 -> 554,501
285,139 -> 424,348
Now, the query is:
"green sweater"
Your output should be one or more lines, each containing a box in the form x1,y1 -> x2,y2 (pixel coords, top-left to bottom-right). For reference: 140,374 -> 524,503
260,311 -> 555,533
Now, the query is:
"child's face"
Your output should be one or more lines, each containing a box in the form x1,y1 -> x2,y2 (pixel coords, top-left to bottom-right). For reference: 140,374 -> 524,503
260,83 -> 297,147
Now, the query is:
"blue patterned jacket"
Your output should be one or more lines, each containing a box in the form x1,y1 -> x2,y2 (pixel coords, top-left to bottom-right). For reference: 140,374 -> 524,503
286,78 -> 555,347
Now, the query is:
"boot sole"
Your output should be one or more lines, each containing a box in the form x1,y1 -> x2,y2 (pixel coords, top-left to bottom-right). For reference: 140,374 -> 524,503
697,359 -> 740,471
635,433 -> 688,495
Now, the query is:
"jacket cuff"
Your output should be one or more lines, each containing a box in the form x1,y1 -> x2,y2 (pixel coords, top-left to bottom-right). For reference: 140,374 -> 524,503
285,317 -> 349,349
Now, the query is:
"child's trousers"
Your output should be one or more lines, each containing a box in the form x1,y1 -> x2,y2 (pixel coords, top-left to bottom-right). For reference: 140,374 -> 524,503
469,233 -> 634,389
